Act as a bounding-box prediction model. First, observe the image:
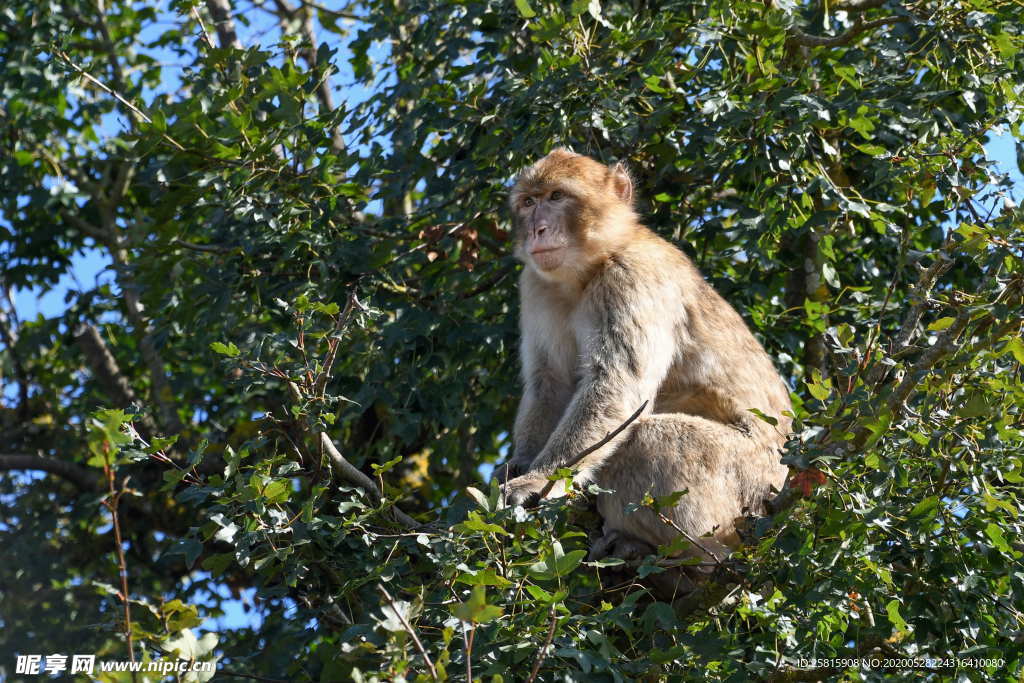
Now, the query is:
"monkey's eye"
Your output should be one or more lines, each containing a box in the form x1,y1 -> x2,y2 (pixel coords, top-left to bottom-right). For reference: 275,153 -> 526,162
550,190 -> 563,200
523,197 -> 535,207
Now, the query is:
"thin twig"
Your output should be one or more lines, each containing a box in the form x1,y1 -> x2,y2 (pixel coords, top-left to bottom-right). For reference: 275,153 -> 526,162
313,289 -> 363,398
447,584 -> 474,680
654,512 -> 724,566
832,0 -> 888,10
293,0 -> 361,20
171,238 -> 230,254
189,6 -> 216,49
377,585 -> 438,681
526,605 -> 558,683
54,50 -> 191,151
57,50 -> 151,124
536,400 -> 648,499
102,465 -> 136,668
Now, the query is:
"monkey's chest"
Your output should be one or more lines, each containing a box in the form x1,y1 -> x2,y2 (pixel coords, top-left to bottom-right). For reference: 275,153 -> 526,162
542,325 -> 581,383
530,305 -> 586,383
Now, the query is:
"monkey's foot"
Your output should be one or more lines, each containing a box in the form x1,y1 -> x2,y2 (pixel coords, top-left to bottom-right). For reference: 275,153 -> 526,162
499,473 -> 557,509
589,530 -> 656,563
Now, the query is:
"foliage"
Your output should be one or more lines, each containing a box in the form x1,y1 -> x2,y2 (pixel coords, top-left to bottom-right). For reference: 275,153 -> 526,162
1,0 -> 1022,680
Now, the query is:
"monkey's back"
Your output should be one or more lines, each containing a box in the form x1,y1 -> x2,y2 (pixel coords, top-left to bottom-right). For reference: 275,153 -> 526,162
604,227 -> 792,442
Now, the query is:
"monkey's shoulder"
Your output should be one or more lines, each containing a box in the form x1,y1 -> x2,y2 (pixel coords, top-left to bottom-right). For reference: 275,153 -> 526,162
591,231 -> 695,293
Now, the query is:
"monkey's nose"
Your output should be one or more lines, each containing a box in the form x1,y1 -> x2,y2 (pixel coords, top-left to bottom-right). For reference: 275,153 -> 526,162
535,225 -> 548,237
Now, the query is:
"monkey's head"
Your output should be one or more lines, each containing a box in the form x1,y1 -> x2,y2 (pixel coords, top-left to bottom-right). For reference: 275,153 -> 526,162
509,148 -> 637,280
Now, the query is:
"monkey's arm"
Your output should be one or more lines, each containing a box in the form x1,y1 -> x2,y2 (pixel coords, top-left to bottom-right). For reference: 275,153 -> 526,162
505,273 -> 677,499
507,370 -> 571,478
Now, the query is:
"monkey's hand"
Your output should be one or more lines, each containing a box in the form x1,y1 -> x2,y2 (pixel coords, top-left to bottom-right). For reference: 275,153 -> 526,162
500,471 -> 566,508
493,456 -> 533,484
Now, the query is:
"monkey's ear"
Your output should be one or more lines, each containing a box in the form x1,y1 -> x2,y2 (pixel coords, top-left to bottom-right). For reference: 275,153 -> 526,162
610,161 -> 633,204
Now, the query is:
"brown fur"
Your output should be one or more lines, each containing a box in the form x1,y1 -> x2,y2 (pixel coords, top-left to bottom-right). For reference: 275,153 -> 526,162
500,150 -> 792,594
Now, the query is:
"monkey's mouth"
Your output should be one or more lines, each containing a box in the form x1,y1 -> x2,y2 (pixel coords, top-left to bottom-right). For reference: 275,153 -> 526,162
530,247 -> 565,270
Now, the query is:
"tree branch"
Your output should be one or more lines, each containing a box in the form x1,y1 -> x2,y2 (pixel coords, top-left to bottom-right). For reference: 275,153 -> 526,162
74,323 -> 159,441
377,585 -> 438,681
536,400 -> 648,499
789,16 -> 909,48
269,0 -> 346,152
205,0 -> 243,50
171,238 -> 230,254
0,295 -> 30,416
107,246 -> 185,435
319,432 -> 419,528
294,0 -> 361,21
832,0 -> 889,10
0,454 -> 99,490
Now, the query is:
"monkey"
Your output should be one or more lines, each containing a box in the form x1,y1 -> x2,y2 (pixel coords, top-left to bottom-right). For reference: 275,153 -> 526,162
498,148 -> 792,594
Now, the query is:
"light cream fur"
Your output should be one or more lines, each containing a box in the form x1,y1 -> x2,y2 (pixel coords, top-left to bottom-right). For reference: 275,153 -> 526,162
500,150 -> 792,587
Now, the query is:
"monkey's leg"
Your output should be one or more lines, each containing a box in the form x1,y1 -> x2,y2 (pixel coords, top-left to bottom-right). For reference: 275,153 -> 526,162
593,413 -> 786,558
589,527 -> 700,600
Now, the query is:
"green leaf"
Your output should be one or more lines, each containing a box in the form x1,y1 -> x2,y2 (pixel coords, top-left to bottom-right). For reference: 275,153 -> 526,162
806,370 -> 832,401
451,586 -> 503,624
464,486 -> 490,512
201,553 -> 234,577
644,75 -> 666,93
908,496 -> 939,521
263,480 -> 291,504
1003,337 -> 1024,365
886,599 -> 909,634
927,317 -> 955,331
371,455 -> 402,475
164,538 -> 204,569
514,0 -> 536,18
528,542 -> 586,579
984,523 -> 1011,553
455,568 -> 512,587
210,341 -> 241,357
456,511 -> 509,536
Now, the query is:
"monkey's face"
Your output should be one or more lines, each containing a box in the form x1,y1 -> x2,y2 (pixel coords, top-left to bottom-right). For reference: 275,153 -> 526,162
509,149 -> 636,280
511,187 -> 576,273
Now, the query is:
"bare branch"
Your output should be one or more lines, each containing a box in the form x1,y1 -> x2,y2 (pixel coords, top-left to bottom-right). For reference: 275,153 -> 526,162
56,50 -> 152,124
881,307 -> 971,417
789,16 -> 909,48
74,323 -> 158,440
312,290 -> 362,398
205,0 -> 243,50
55,50 -> 186,152
319,432 -> 419,528
377,585 -> 438,681
75,323 -> 140,409
171,238 -> 230,255
833,0 -> 889,10
890,253 -> 954,353
0,454 -> 99,490
293,0 -> 362,21
536,400 -> 648,499
100,455 -> 136,665
106,247 -> 185,436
